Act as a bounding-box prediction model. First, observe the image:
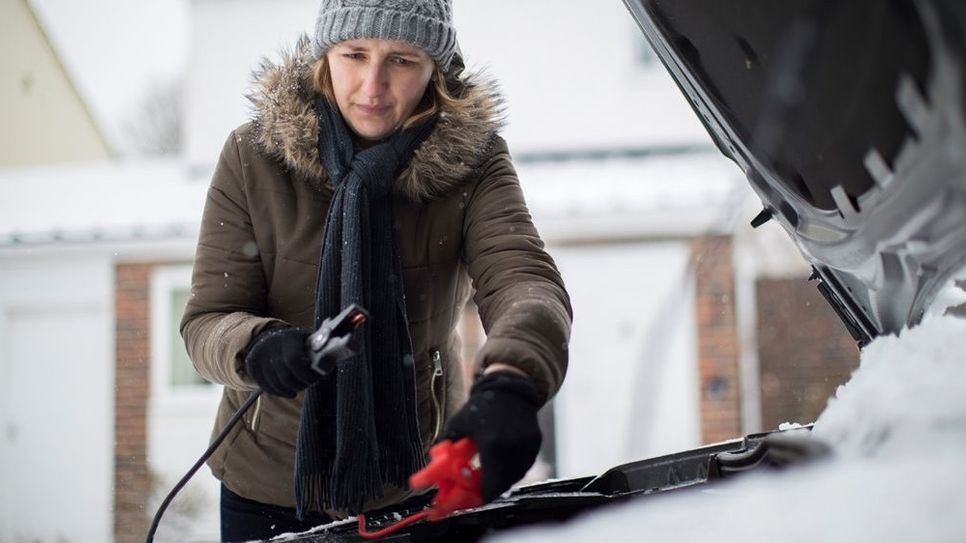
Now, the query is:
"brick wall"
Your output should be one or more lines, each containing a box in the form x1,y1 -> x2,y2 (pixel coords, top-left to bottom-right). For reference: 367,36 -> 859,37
114,263 -> 154,543
692,236 -> 742,444
756,277 -> 860,430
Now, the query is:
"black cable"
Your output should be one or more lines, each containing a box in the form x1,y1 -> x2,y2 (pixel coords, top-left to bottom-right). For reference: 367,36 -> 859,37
145,389 -> 262,543
145,306 -> 367,541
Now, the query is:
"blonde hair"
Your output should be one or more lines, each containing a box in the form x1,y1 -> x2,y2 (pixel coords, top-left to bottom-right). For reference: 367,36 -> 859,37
312,55 -> 468,130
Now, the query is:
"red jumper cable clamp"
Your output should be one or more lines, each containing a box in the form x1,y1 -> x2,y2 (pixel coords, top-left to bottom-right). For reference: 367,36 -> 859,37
357,437 -> 483,539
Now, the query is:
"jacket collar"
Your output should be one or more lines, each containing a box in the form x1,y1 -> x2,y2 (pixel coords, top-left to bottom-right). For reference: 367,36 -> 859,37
247,36 -> 505,202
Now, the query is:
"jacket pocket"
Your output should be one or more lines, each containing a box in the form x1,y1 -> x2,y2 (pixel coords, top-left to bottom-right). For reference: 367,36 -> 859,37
245,394 -> 301,446
429,349 -> 446,442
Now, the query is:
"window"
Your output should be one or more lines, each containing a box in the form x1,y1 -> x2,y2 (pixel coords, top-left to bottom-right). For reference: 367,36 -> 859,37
151,266 -> 214,400
167,286 -> 208,387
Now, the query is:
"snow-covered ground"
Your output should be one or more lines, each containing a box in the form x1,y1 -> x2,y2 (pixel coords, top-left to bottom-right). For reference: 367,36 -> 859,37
487,282 -> 966,542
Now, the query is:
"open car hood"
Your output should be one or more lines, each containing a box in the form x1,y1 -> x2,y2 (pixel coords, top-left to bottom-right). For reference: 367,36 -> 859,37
624,0 -> 966,345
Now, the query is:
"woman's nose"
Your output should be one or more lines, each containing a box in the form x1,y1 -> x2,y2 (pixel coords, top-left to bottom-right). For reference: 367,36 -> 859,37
360,62 -> 387,98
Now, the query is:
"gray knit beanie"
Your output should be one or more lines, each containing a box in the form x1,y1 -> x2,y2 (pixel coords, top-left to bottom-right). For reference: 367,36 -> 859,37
313,0 -> 458,70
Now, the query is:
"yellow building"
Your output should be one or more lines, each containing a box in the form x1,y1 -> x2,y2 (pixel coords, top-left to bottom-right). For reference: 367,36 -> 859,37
0,0 -> 112,166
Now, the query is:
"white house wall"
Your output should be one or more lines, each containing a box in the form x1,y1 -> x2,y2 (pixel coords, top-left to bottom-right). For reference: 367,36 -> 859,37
0,255 -> 113,543
551,241 -> 700,478
454,0 -> 710,152
185,0 -> 318,171
185,0 -> 712,173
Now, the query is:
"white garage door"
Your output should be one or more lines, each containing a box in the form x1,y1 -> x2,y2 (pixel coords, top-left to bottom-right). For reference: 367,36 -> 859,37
551,241 -> 701,478
0,258 -> 112,543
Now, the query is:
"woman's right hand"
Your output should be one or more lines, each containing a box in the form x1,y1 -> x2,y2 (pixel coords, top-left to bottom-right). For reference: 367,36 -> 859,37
243,326 -> 321,397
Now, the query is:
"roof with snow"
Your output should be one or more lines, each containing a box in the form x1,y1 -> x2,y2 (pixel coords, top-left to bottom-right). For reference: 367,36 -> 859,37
0,159 -> 205,249
0,149 -> 745,252
519,150 -> 747,242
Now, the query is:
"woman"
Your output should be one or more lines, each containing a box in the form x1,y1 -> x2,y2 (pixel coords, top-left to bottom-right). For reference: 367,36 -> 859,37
181,1 -> 572,541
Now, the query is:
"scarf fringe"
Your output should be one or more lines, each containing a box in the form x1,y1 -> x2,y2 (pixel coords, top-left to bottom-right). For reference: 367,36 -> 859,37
380,439 -> 427,490
330,459 -> 385,515
295,472 -> 330,520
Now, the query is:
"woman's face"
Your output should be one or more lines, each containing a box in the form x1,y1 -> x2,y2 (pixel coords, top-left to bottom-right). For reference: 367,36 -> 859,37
326,39 -> 435,142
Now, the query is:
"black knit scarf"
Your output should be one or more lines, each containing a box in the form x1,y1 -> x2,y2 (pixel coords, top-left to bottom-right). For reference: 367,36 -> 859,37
295,98 -> 434,517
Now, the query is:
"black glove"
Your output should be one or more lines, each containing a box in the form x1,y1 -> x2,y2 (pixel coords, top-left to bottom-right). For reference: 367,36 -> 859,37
243,326 -> 319,398
440,372 -> 543,502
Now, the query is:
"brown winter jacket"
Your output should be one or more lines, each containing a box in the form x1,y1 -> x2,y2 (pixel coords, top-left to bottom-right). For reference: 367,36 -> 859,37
180,40 -> 572,512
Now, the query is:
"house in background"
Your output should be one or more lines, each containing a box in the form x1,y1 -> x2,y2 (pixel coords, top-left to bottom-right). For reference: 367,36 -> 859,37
1,2 -> 112,542
0,2 -> 206,542
0,1 -> 860,542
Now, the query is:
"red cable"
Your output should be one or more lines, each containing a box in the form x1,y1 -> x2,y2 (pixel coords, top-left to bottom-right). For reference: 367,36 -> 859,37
355,438 -> 482,540
356,511 -> 431,540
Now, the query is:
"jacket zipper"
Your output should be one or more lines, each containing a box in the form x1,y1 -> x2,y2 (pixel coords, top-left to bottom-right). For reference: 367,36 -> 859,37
430,349 -> 445,442
250,394 -> 263,433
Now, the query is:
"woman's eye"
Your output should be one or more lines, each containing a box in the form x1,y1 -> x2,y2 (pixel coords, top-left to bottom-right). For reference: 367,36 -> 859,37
391,57 -> 415,66
343,53 -> 365,61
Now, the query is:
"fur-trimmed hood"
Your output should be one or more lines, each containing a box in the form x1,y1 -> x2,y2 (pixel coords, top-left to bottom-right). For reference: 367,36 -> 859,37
247,36 -> 505,202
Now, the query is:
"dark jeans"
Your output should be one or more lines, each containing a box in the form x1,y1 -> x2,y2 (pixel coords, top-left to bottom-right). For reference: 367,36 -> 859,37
220,484 -> 334,542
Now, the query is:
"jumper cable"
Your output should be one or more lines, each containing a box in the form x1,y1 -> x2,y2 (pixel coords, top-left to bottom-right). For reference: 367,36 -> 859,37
145,304 -> 368,543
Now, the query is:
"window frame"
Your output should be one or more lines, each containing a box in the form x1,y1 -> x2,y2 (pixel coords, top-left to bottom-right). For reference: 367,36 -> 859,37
150,265 -> 220,406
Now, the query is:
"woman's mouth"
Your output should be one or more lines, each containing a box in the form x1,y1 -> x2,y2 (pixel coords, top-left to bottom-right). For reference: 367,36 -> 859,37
357,104 -> 390,116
